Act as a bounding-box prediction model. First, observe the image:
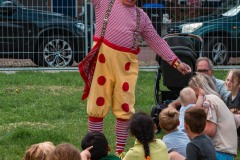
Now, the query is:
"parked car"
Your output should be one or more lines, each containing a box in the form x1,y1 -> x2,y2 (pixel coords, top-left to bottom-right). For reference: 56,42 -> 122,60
178,0 -> 222,7
168,0 -> 240,65
0,0 -> 90,67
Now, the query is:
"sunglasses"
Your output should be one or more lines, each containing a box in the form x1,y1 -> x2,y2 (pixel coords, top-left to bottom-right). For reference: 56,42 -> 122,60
196,69 -> 210,73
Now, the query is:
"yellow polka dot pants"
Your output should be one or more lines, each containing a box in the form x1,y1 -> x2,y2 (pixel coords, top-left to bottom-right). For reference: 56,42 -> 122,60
87,41 -> 139,120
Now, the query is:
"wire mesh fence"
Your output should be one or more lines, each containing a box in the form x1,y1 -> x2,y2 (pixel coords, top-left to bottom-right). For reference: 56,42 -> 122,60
0,0 -> 239,70
0,0 -> 88,68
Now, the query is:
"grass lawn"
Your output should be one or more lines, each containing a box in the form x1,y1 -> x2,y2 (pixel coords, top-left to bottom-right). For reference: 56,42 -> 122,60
0,70 -> 236,159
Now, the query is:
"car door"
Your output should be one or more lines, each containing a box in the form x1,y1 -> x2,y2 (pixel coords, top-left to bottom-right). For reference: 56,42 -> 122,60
0,1 -> 14,54
236,9 -> 240,52
222,4 -> 240,56
0,0 -> 29,56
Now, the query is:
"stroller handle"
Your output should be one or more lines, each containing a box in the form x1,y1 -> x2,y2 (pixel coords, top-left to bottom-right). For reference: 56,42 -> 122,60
163,33 -> 203,42
163,33 -> 204,57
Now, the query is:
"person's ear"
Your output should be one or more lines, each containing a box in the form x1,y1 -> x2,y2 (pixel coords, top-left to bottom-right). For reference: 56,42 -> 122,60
107,144 -> 110,152
209,69 -> 213,76
184,122 -> 188,131
178,120 -> 180,126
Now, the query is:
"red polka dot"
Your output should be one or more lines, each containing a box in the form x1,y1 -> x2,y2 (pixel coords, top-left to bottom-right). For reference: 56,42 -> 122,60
98,76 -> 106,86
122,82 -> 129,91
125,62 -> 131,71
121,103 -> 129,112
96,97 -> 105,106
98,54 -> 105,63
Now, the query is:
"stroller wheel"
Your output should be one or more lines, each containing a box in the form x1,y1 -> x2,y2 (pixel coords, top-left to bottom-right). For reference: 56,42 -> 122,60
151,105 -> 162,134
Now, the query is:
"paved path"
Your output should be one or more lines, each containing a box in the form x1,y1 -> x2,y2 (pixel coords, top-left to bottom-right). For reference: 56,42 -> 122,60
0,46 -> 158,67
0,46 -> 239,67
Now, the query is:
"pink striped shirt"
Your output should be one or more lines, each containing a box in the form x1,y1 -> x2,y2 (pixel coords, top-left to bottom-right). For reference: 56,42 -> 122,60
91,0 -> 178,65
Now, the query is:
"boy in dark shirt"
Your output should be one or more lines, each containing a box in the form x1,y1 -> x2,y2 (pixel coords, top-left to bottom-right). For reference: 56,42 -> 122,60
81,131 -> 120,160
169,107 -> 216,160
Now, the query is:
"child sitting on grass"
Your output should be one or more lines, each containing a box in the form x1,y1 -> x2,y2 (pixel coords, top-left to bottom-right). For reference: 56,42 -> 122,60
225,69 -> 240,113
178,87 -> 196,132
48,143 -> 91,160
178,87 -> 206,132
81,131 -> 120,160
24,141 -> 55,160
123,112 -> 169,160
159,107 -> 190,157
225,69 -> 240,146
169,107 -> 216,160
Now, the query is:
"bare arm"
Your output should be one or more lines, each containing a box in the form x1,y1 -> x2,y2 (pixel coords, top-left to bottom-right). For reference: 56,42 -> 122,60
233,114 -> 240,128
169,151 -> 185,160
195,95 -> 204,108
195,88 -> 205,107
168,97 -> 181,109
195,88 -> 205,108
204,121 -> 217,137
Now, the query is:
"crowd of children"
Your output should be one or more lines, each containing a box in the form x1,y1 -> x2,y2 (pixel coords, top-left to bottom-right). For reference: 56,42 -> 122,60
24,142 -> 92,160
23,57 -> 240,160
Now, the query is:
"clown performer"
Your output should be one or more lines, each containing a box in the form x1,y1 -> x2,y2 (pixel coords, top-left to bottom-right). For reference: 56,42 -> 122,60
79,0 -> 192,158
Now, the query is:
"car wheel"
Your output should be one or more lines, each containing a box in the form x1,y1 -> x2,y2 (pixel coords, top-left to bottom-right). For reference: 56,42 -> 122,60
203,38 -> 229,65
37,37 -> 74,67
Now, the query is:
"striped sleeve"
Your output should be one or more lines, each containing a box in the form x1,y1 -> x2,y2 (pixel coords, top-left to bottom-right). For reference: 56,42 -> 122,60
92,0 -> 178,65
140,11 -> 178,65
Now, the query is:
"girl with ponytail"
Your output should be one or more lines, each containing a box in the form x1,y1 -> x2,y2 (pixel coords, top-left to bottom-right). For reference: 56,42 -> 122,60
123,112 -> 169,160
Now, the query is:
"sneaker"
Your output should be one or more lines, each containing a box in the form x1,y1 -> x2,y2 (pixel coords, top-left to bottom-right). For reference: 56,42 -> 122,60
115,152 -> 126,159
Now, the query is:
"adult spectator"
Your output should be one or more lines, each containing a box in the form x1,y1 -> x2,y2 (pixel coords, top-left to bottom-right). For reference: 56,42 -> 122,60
196,57 -> 229,103
188,73 -> 237,159
169,57 -> 229,108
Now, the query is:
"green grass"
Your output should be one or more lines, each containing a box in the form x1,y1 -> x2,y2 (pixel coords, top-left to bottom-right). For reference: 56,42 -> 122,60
0,70 -> 234,159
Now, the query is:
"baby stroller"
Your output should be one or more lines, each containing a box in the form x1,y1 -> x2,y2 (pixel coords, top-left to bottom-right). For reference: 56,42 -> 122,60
151,33 -> 204,133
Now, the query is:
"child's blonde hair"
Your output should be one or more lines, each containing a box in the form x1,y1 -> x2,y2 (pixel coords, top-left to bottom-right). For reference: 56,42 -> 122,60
179,87 -> 197,106
159,107 -> 179,131
24,141 -> 55,160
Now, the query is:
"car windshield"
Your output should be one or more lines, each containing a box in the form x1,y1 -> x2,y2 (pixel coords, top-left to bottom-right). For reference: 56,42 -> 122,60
212,0 -> 240,16
222,4 -> 240,16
